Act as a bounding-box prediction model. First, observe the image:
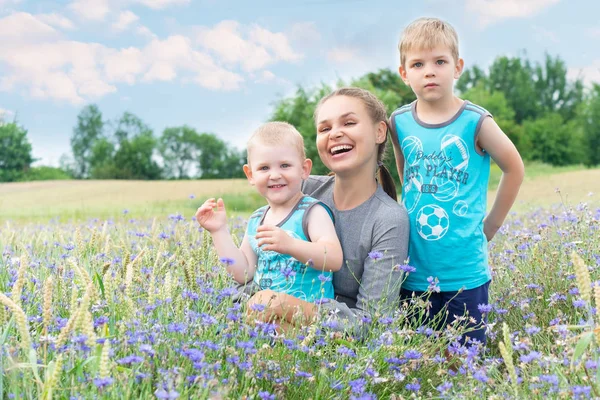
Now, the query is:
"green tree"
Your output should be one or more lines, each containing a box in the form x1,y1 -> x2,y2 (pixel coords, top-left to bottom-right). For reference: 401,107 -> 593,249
110,113 -> 162,180
195,133 -> 244,179
533,54 -> 583,121
487,55 -> 539,123
71,104 -> 104,178
159,126 -> 202,179
456,65 -> 486,93
580,84 -> 600,166
0,121 -> 35,182
521,113 -> 586,165
461,82 -> 526,153
270,85 -> 332,175
89,137 -> 116,179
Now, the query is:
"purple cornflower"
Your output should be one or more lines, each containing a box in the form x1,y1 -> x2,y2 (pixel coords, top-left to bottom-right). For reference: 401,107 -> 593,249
258,391 -> 275,400
154,389 -> 179,399
525,326 -> 541,335
117,355 -> 144,365
520,351 -> 541,364
93,377 -> 114,389
405,382 -> 421,392
404,350 -> 422,360
573,299 -> 587,308
337,346 -> 356,357
437,381 -> 453,394
318,273 -> 331,283
295,370 -> 313,378
250,303 -> 266,312
399,264 -> 416,273
572,386 -> 591,399
348,378 -> 367,394
477,303 -> 492,314
219,257 -> 235,266
473,370 -> 489,383
427,276 -> 440,293
368,251 -> 383,260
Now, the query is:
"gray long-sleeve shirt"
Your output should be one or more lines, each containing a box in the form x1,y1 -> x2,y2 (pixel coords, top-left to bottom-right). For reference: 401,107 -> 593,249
302,175 -> 410,333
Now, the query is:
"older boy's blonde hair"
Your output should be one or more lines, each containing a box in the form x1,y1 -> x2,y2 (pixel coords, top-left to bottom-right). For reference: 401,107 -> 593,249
398,17 -> 459,67
247,121 -> 306,164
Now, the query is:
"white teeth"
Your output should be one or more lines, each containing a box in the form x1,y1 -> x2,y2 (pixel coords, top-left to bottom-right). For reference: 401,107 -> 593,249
331,145 -> 353,154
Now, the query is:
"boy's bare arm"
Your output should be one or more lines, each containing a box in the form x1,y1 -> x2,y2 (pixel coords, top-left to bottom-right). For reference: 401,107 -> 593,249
255,205 -> 343,272
195,198 -> 257,282
477,117 -> 525,241
210,231 -> 257,283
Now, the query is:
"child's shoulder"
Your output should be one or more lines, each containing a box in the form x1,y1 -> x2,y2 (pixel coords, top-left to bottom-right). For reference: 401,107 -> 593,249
462,100 -> 492,118
390,101 -> 415,120
249,205 -> 269,221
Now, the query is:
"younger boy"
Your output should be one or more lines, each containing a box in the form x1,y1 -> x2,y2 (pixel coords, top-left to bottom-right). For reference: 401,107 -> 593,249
389,17 -> 524,345
195,122 -> 343,311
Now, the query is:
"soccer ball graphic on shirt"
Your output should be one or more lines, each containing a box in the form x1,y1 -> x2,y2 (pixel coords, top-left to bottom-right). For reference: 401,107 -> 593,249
416,204 -> 450,241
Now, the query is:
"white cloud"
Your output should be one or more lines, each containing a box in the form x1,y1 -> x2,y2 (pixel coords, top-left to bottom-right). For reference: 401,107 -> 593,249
133,0 -> 190,9
0,12 -> 59,41
327,47 -> 359,64
136,25 -> 156,39
103,47 -> 144,84
112,10 -> 139,32
37,13 -> 76,30
0,14 -> 300,104
249,25 -> 302,62
195,20 -> 302,72
568,61 -> 600,86
466,0 -> 560,27
68,0 -> 111,21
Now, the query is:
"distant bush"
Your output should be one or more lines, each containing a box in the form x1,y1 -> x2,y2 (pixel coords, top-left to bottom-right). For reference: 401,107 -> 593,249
19,166 -> 72,181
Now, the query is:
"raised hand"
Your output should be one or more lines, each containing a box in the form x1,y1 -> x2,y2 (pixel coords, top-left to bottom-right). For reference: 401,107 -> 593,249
195,198 -> 228,233
255,225 -> 294,254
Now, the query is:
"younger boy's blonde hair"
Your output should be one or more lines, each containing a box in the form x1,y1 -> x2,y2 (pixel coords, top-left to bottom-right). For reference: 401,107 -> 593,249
247,121 -> 306,165
398,17 -> 459,67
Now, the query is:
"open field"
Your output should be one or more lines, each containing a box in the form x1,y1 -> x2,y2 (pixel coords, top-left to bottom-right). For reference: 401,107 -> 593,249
0,185 -> 599,398
1,165 -> 598,222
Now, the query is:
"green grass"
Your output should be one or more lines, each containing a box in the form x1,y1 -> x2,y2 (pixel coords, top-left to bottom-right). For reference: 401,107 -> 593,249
487,161 -> 587,190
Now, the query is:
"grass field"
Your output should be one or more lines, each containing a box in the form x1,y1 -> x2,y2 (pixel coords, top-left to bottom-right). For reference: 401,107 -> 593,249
0,164 -> 598,222
0,165 -> 599,399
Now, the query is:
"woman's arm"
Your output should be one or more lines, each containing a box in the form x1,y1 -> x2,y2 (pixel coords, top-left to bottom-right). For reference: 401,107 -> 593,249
319,205 -> 410,333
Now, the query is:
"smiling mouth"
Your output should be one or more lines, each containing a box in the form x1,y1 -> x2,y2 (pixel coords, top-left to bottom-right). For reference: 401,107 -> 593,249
330,144 -> 354,155
268,184 -> 286,189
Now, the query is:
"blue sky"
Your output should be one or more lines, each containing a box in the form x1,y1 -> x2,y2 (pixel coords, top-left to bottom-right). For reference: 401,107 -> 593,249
0,0 -> 598,166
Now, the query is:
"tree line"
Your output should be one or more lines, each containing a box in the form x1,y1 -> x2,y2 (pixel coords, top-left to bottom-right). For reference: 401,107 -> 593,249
1,52 -> 599,183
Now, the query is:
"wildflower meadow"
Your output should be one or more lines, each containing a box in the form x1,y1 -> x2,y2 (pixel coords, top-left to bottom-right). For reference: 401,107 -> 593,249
1,195 -> 599,399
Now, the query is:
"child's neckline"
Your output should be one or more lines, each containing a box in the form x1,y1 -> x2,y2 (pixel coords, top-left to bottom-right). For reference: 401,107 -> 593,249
412,100 -> 469,128
260,195 -> 307,227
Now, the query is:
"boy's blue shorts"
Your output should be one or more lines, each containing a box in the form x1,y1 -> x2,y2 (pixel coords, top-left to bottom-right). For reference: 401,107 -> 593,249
400,280 -> 491,346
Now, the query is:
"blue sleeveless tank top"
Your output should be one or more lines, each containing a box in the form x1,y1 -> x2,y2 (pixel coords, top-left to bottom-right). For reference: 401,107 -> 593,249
390,100 -> 492,292
246,196 -> 335,302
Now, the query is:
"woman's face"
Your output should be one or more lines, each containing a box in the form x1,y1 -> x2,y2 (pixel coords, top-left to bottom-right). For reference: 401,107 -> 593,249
315,95 -> 386,176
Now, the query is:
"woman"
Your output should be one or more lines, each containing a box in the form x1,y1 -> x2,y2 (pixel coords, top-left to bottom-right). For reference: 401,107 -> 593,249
247,87 -> 410,335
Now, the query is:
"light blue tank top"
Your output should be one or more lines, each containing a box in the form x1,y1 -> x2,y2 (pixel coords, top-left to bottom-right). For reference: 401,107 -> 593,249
246,196 -> 335,302
390,101 -> 492,292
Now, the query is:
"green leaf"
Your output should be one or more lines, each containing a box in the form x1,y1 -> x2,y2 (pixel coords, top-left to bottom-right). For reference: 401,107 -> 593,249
28,347 -> 42,385
572,331 -> 594,369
